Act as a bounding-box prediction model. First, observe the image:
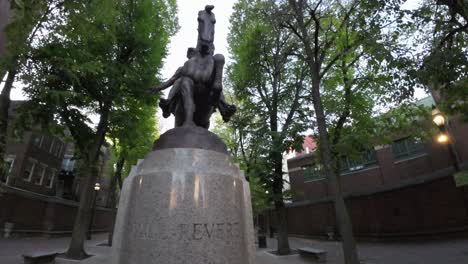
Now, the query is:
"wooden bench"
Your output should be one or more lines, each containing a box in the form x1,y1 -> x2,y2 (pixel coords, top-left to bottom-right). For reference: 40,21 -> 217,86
22,252 -> 58,264
298,247 -> 327,262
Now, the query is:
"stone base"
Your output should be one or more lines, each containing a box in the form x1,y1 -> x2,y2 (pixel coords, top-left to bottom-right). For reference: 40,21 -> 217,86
152,126 -> 228,154
111,148 -> 255,264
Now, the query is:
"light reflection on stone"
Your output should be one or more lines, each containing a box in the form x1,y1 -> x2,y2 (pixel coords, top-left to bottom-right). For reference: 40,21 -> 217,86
194,175 -> 200,207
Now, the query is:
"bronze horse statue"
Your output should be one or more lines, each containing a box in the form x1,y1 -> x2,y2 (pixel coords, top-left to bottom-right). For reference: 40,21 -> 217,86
149,5 -> 236,129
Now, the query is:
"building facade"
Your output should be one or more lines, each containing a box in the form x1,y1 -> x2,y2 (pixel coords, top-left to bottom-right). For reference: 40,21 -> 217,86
0,101 -> 114,237
282,136 -> 316,193
273,101 -> 468,239
0,102 -> 65,196
1,131 -> 65,195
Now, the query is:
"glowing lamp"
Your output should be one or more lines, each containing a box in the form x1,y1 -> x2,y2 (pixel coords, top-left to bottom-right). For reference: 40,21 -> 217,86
432,114 -> 445,127
436,133 -> 449,144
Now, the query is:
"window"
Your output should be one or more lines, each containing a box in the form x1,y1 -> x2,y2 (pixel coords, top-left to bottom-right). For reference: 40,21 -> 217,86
340,150 -> 378,173
41,137 -> 51,152
49,139 -> 55,153
45,168 -> 56,189
392,137 -> 425,159
55,142 -> 63,157
34,164 -> 47,185
61,155 -> 75,172
303,164 -> 325,181
23,159 -> 36,182
1,155 -> 15,183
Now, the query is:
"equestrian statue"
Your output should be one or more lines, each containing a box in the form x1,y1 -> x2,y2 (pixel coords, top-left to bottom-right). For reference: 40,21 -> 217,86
149,5 -> 236,129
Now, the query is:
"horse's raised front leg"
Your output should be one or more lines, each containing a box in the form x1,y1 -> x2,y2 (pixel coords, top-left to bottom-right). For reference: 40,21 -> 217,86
212,53 -> 225,101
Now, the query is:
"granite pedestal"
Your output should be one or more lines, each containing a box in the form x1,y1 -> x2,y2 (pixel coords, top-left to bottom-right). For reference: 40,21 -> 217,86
111,128 -> 255,264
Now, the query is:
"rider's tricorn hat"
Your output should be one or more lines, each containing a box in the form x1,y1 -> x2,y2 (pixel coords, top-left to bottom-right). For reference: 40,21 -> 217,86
205,5 -> 214,13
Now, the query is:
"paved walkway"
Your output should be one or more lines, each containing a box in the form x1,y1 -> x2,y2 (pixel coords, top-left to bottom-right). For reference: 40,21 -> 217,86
257,237 -> 468,264
0,233 -> 110,264
1,234 -> 468,263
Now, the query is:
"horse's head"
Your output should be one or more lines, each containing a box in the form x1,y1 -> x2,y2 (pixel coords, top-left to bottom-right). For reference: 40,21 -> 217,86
197,5 -> 216,55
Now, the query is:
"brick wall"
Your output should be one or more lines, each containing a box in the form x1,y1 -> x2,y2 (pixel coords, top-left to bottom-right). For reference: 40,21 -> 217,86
275,174 -> 468,239
0,184 -> 113,236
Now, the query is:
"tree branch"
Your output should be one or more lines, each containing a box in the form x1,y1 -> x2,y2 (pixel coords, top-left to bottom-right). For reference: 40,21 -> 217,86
283,68 -> 306,132
437,23 -> 468,49
321,0 -> 360,60
319,44 -> 354,79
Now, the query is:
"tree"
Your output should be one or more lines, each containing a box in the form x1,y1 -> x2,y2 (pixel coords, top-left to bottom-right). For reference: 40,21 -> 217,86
281,1 -> 414,263
229,0 -> 309,255
0,0 -> 60,177
436,0 -> 468,22
21,0 -> 177,259
410,1 -> 468,119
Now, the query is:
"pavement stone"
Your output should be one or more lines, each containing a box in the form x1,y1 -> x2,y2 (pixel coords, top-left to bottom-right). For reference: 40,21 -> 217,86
1,233 -> 468,264
0,233 -> 109,264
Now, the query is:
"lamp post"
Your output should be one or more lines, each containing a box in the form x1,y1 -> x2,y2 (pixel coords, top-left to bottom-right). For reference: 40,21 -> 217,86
87,182 -> 101,240
432,108 -> 462,172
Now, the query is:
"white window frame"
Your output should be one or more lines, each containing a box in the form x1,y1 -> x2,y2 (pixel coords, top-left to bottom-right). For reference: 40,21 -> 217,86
47,169 -> 56,188
24,158 -> 37,182
3,155 -> 15,185
35,163 -> 47,185
49,138 -> 55,153
37,135 -> 44,147
55,142 -> 62,157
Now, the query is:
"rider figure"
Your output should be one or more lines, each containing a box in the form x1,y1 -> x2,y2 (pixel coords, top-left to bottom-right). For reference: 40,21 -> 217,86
149,47 -> 236,122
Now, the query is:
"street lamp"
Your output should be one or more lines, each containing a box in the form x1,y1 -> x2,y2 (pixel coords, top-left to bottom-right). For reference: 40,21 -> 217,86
87,182 -> 101,240
436,133 -> 449,144
432,108 -> 461,172
432,108 -> 446,127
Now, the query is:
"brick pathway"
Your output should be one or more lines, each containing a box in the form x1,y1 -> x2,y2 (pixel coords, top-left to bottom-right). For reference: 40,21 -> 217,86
1,234 -> 468,263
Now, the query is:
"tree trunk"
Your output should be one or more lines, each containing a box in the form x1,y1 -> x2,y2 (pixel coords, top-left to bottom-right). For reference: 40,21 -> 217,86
311,77 -> 359,264
107,156 -> 125,246
272,148 -> 290,255
66,107 -> 109,259
274,201 -> 290,254
65,161 -> 99,259
0,68 -> 16,176
285,1 -> 359,262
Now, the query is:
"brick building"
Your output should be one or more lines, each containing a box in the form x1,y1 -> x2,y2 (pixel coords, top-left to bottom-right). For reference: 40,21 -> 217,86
282,136 -> 317,192
269,97 -> 468,239
60,143 -> 114,207
0,101 -> 113,237
0,101 -> 65,196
